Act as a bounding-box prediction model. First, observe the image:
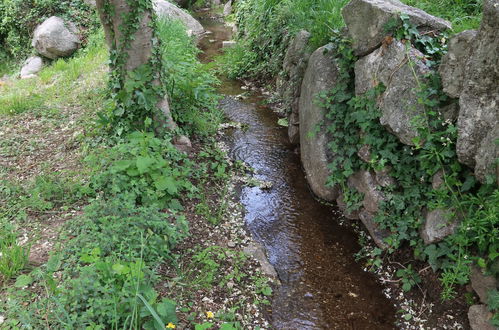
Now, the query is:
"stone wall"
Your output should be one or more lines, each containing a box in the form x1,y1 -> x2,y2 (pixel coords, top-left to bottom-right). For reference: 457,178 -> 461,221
274,0 -> 498,328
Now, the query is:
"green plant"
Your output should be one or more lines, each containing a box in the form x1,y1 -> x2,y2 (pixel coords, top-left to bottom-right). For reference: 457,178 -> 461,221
0,222 -> 30,281
63,198 -> 189,266
396,264 -> 422,291
488,289 -> 499,327
157,18 -> 222,136
87,131 -> 195,208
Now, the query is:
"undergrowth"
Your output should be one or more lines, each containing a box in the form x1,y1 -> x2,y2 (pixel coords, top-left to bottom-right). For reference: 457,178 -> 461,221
221,0 -> 481,83
1,15 -> 271,329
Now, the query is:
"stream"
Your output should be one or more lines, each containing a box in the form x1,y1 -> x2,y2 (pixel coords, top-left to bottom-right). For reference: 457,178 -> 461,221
197,12 -> 397,329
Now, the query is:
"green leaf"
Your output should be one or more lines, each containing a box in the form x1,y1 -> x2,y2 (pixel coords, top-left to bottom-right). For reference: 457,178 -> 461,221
195,323 -> 214,330
15,274 -> 33,288
113,160 -> 133,172
137,293 -> 165,329
136,156 -> 155,174
277,118 -> 288,127
155,176 -> 178,195
156,298 -> 178,324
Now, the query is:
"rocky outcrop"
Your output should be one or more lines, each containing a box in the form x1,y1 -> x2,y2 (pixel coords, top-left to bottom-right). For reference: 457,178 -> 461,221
470,266 -> 498,304
153,0 -> 205,37
20,56 -> 43,78
355,39 -> 431,145
277,30 -> 312,144
299,45 -> 340,201
439,30 -> 477,99
223,0 -> 232,16
468,305 -> 496,330
420,208 -> 460,245
346,170 -> 391,249
32,16 -> 80,59
342,0 -> 451,56
455,0 -> 499,183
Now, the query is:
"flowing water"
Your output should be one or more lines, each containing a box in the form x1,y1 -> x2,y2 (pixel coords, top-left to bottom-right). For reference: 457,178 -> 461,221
197,13 -> 396,329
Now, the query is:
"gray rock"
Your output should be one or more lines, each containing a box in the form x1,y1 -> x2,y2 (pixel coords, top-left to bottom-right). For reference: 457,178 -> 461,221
474,125 -> 499,184
32,16 -> 80,59
20,56 -> 43,78
375,167 -> 396,188
420,208 -> 460,245
456,0 -> 499,182
342,0 -> 451,56
83,0 -> 96,6
439,30 -> 477,99
359,209 -> 391,249
276,30 -> 312,145
299,45 -> 341,201
223,0 -> 232,16
468,305 -> 496,330
336,192 -> 361,220
153,0 -> 205,37
355,39 -> 431,145
432,170 -> 445,190
471,266 -> 498,304
222,40 -> 237,48
243,242 -> 278,279
357,144 -> 372,163
347,170 -> 384,213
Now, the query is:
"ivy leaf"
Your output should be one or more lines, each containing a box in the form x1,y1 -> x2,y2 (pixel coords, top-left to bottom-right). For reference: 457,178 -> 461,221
113,160 -> 133,172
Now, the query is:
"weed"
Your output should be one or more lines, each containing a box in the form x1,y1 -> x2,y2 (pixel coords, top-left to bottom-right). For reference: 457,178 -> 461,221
0,222 -> 30,281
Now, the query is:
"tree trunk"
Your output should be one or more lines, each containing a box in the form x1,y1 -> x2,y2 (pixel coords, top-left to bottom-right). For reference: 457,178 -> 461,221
95,0 -> 177,133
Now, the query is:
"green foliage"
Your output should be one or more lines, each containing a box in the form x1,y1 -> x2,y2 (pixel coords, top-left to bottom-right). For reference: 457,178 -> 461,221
157,18 -> 222,136
64,198 -> 189,266
0,0 -> 99,59
396,264 -> 421,291
220,0 -> 348,81
0,30 -> 108,117
400,0 -> 482,32
87,131 -> 195,208
0,173 -> 92,222
488,289 -> 499,327
321,21 -> 498,299
0,222 -> 30,281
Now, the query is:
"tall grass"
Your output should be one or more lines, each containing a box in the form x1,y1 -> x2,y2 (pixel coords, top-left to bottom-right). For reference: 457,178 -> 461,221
224,0 -> 482,82
0,31 -> 107,117
401,0 -> 482,32
156,18 -> 222,136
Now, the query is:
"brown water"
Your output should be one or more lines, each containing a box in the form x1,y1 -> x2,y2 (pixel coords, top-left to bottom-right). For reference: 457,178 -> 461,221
197,13 -> 397,329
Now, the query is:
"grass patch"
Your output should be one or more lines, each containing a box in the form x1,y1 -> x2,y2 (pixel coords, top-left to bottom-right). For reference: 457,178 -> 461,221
0,31 -> 108,117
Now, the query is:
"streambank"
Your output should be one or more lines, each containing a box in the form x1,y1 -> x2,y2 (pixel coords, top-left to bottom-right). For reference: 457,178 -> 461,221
197,10 -> 398,329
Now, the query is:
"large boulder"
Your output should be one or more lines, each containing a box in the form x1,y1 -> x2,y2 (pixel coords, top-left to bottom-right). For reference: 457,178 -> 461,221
299,45 -> 340,201
347,170 -> 391,249
32,16 -> 80,59
439,30 -> 477,99
153,0 -> 205,37
276,30 -> 312,144
342,0 -> 451,56
347,170 -> 384,214
456,0 -> 499,182
468,305 -> 496,330
420,208 -> 460,245
470,266 -> 498,304
355,39 -> 431,145
20,56 -> 43,78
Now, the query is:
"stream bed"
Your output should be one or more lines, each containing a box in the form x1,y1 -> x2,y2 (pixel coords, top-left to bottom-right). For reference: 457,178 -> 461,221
197,12 -> 397,329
